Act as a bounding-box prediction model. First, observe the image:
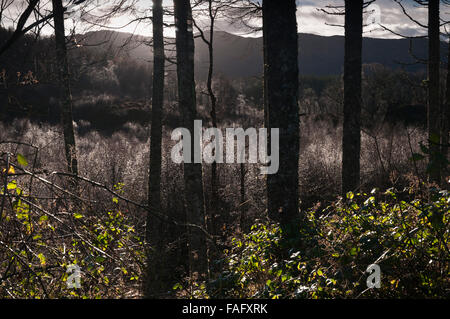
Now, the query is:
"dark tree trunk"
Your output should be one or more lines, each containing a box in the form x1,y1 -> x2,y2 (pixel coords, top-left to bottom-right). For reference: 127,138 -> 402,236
342,0 -> 363,194
428,0 -> 441,184
239,162 -> 247,232
52,0 -> 78,175
262,7 -> 269,132
174,0 -> 208,277
263,0 -> 300,226
205,1 -> 218,234
444,39 -> 450,179
145,0 -> 167,298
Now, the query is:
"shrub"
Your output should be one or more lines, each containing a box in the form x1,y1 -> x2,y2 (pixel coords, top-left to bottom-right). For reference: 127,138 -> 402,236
192,187 -> 449,299
0,152 -> 146,298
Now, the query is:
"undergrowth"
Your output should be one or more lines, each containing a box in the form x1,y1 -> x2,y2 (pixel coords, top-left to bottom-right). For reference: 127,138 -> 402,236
176,185 -> 449,299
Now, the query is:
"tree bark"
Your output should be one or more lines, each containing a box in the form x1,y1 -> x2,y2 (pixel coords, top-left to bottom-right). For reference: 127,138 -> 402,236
174,0 -> 208,278
428,0 -> 441,184
263,0 -> 300,225
145,0 -> 168,298
52,0 -> 78,175
240,162 -> 247,232
342,0 -> 363,194
205,1 -> 218,234
262,4 -> 269,132
444,38 -> 450,180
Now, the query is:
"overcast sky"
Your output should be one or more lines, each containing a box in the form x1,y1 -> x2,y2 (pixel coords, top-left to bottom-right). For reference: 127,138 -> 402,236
2,0 -> 449,39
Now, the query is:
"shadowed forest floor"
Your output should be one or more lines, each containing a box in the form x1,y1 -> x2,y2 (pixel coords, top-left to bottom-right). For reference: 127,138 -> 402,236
1,114 -> 447,298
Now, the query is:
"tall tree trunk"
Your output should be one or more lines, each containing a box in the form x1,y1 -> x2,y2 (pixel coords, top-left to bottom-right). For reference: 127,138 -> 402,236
262,5 -> 269,221
342,0 -> 363,194
262,7 -> 269,132
145,0 -> 167,298
428,0 -> 441,184
444,38 -> 450,180
174,0 -> 207,278
52,0 -> 78,175
206,1 -> 219,234
239,162 -> 246,232
263,0 -> 300,226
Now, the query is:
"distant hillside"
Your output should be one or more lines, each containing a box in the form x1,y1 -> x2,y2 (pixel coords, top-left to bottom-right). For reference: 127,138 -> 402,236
78,30 -> 437,78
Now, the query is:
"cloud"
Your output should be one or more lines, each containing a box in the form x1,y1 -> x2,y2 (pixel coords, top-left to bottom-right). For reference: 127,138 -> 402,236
296,0 -> 435,39
190,0 -> 443,39
4,0 -> 450,40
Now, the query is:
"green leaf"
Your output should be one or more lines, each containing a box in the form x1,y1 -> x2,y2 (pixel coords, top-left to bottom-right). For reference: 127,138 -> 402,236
112,197 -> 119,204
7,181 -> 17,190
173,283 -> 183,290
364,196 -> 376,206
37,253 -> 46,266
95,256 -> 106,263
73,213 -> 83,219
349,247 -> 359,256
17,154 -> 28,167
429,133 -> 440,145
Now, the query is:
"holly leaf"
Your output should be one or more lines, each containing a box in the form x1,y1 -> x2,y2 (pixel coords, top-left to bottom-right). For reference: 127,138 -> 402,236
17,154 -> 28,167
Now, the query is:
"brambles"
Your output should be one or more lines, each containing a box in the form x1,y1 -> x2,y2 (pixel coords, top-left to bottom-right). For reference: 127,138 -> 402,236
187,187 -> 449,299
0,149 -> 145,298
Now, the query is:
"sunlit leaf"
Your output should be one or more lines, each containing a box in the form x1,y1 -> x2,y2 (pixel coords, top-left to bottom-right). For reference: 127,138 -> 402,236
73,213 -> 83,219
17,154 -> 28,167
37,253 -> 46,266
7,180 -> 17,190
